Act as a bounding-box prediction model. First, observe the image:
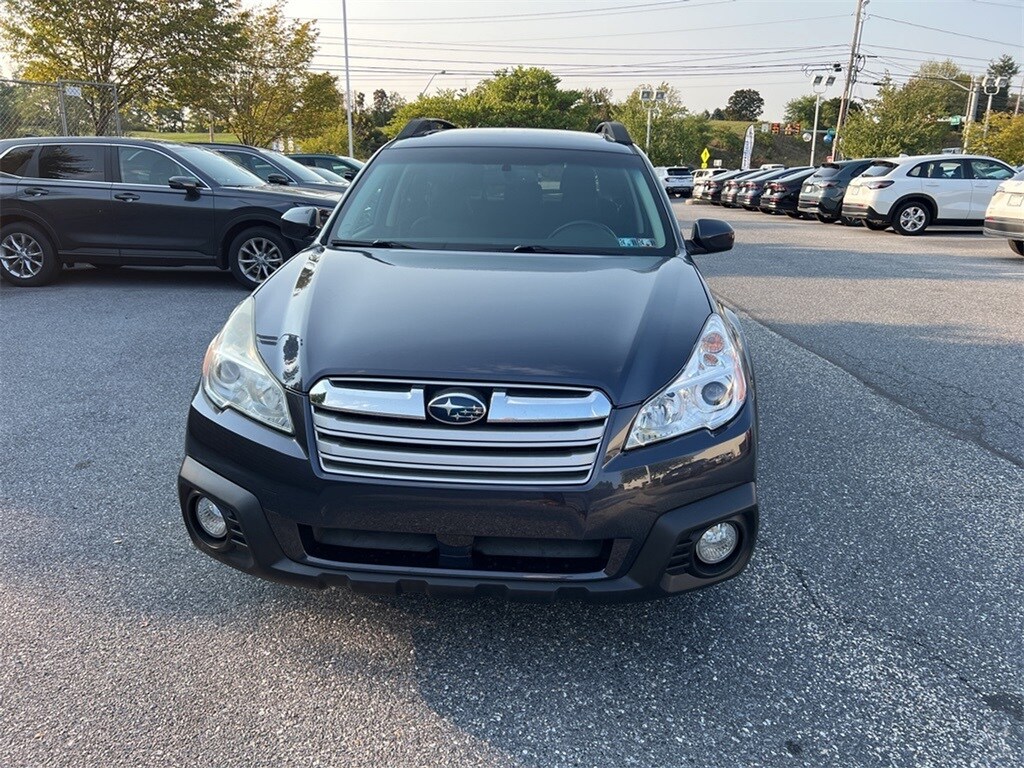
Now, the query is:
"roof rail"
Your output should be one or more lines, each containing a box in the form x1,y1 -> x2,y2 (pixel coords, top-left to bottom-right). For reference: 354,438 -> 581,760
394,118 -> 459,141
596,121 -> 633,146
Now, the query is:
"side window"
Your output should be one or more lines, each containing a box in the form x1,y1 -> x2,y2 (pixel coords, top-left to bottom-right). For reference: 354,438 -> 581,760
907,163 -> 926,178
221,151 -> 278,182
0,146 -> 35,177
117,147 -> 187,186
932,160 -> 965,179
37,144 -> 107,181
970,160 -> 1013,180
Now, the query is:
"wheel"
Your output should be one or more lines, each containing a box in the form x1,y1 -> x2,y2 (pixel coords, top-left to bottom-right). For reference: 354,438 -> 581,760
228,226 -> 291,290
0,222 -> 61,286
840,216 -> 860,227
815,213 -> 838,224
786,212 -> 803,219
1010,240 -> 1024,256
892,201 -> 930,236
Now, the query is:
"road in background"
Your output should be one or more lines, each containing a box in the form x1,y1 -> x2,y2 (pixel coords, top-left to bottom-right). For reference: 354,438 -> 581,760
686,206 -> 1024,467
1,219 -> 1021,766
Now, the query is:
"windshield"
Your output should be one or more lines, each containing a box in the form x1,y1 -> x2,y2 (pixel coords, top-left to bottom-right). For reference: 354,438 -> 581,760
258,149 -> 330,184
328,146 -> 675,255
812,164 -> 842,179
309,166 -> 350,184
173,145 -> 265,187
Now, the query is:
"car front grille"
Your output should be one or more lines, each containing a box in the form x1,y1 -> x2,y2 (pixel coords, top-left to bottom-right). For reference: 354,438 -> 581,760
309,378 -> 612,486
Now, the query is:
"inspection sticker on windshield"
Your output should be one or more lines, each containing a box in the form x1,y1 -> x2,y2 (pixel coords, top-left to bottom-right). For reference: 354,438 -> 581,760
618,238 -> 657,248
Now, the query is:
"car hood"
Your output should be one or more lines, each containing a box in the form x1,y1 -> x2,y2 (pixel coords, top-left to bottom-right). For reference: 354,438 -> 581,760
226,184 -> 343,205
253,248 -> 712,406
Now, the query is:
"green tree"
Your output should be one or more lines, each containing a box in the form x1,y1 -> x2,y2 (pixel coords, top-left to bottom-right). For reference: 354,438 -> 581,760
840,73 -> 952,157
202,3 -> 319,145
975,113 -> 1024,165
613,84 -> 712,166
0,0 -> 243,134
288,73 -> 343,141
784,95 -> 844,129
987,54 -> 1021,114
386,67 -> 601,137
725,89 -> 764,121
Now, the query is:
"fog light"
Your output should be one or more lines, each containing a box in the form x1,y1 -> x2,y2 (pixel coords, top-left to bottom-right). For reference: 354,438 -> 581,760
195,497 -> 228,539
695,522 -> 738,565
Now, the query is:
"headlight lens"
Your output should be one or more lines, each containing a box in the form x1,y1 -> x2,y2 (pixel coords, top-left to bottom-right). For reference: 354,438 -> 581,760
202,297 -> 293,433
626,314 -> 747,449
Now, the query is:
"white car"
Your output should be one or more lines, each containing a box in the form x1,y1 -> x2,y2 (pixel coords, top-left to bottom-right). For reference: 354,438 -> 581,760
983,167 -> 1024,256
692,167 -> 729,199
842,154 -> 1016,235
655,166 -> 694,198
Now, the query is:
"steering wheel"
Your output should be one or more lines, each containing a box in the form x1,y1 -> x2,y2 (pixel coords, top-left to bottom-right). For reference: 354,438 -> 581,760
548,220 -> 619,246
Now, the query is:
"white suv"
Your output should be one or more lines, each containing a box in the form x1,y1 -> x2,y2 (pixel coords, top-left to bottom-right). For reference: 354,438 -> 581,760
983,167 -> 1024,256
843,154 -> 1015,235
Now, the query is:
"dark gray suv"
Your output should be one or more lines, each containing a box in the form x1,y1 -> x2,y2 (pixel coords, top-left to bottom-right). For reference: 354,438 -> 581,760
178,119 -> 758,601
0,137 -> 342,289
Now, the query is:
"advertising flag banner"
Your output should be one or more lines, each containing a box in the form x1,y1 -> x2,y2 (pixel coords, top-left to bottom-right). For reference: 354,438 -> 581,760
741,125 -> 755,170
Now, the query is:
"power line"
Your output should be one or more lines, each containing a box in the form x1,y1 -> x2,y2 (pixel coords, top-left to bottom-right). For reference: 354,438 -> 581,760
305,0 -> 732,25
869,14 -> 1023,48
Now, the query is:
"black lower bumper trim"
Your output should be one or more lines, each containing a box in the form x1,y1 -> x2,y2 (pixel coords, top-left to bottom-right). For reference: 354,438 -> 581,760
178,457 -> 758,602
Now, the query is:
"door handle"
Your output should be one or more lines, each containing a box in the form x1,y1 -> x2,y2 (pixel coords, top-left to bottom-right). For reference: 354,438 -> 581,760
923,182 -> 941,187
22,187 -> 49,197
114,192 -> 140,202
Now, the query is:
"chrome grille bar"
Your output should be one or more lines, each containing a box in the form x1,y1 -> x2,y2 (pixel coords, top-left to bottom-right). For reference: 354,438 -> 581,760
309,378 -> 610,486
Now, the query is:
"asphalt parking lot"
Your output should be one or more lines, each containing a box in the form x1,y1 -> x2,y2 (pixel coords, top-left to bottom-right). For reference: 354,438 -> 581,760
1,212 -> 1022,767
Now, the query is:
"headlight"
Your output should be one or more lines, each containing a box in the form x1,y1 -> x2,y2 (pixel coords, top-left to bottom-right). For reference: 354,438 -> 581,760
626,314 -> 747,449
202,297 -> 293,433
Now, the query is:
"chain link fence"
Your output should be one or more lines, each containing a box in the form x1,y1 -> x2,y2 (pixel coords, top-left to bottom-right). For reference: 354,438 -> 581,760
0,78 -> 122,139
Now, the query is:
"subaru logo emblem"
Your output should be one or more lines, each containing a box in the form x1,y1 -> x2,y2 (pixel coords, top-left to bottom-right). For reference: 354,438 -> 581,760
427,392 -> 487,425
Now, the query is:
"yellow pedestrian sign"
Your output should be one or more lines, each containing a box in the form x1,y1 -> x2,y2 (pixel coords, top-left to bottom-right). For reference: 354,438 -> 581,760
700,147 -> 711,168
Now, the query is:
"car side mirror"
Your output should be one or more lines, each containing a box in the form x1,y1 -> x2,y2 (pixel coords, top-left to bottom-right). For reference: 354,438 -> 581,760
168,175 -> 201,192
281,206 -> 320,240
340,169 -> 356,180
267,173 -> 291,185
686,218 -> 735,255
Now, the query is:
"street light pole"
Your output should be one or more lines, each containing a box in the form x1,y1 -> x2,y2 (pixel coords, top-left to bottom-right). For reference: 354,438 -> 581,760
983,76 -> 1008,137
639,89 -> 665,155
807,71 -> 836,165
342,0 -> 354,158
420,70 -> 446,98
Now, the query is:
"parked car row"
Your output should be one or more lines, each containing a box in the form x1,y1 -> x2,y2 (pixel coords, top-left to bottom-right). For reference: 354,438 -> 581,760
0,137 -> 344,288
692,153 -> 1021,249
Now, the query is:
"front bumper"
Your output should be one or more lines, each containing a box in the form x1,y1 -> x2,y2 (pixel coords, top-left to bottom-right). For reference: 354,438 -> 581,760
178,388 -> 758,602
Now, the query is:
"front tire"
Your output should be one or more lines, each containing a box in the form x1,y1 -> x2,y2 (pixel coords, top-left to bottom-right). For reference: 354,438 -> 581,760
892,201 -> 930,236
864,221 -> 889,231
1010,240 -> 1024,256
0,222 -> 61,287
228,227 -> 291,290
816,213 -> 838,224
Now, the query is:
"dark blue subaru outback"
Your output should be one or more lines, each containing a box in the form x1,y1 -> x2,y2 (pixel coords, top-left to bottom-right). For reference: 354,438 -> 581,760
178,119 -> 757,601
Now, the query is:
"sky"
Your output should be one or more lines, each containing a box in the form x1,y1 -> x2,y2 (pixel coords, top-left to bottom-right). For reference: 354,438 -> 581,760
0,0 -> 1020,120
284,0 -> 1024,119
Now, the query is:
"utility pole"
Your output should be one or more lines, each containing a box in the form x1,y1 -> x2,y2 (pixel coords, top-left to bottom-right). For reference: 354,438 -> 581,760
342,0 -> 354,158
833,0 -> 869,160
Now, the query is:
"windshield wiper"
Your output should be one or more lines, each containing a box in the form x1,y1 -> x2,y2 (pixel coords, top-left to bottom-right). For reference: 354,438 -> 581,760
329,239 -> 411,249
511,244 -> 575,254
